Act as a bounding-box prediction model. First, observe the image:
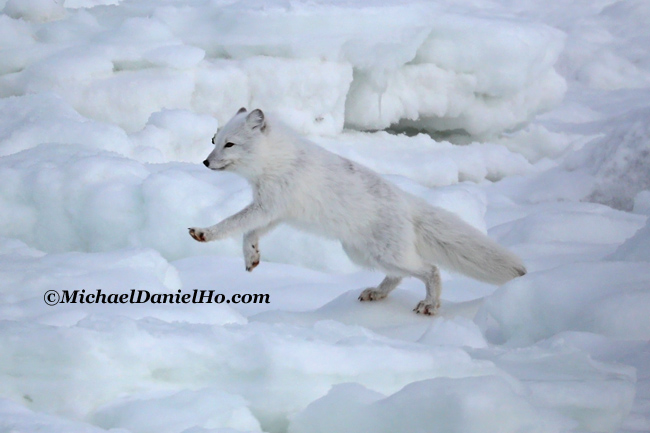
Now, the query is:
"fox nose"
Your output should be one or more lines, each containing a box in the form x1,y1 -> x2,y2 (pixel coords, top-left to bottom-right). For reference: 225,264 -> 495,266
203,160 -> 210,168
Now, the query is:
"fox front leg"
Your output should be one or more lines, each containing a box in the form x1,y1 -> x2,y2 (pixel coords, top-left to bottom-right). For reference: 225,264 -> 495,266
242,221 -> 281,272
189,227 -> 208,242
243,231 -> 260,271
189,203 -> 276,243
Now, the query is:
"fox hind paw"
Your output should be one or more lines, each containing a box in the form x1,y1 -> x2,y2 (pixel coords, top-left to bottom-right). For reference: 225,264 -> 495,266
358,288 -> 388,302
413,300 -> 440,316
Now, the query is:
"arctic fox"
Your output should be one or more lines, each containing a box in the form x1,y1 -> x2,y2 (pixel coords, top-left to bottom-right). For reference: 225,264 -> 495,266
189,108 -> 526,315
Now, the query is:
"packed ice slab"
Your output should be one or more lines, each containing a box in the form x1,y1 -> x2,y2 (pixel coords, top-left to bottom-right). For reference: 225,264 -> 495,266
1,0 -> 650,433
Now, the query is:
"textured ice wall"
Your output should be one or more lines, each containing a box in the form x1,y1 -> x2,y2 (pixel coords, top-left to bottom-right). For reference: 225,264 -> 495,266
0,0 -> 565,138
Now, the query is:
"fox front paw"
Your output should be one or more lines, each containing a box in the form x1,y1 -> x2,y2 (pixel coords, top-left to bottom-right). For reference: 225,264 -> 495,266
244,243 -> 260,272
413,300 -> 440,316
358,288 -> 388,302
188,227 -> 209,242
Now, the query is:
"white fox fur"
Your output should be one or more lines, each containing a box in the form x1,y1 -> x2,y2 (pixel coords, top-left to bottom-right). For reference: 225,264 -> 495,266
189,108 -> 526,315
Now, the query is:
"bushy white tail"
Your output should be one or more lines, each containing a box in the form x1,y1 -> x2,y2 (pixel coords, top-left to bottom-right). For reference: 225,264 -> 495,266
415,206 -> 526,284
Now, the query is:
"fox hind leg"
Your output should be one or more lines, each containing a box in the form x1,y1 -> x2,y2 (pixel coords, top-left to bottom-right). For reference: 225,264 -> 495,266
359,276 -> 402,301
413,266 -> 442,315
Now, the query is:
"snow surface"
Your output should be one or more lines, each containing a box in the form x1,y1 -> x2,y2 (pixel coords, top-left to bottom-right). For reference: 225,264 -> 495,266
1,1 -> 649,433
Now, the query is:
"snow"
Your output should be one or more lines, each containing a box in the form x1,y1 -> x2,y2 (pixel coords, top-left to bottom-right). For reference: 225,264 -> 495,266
609,218 -> 650,263
2,0 -> 66,23
0,0 -> 564,137
565,107 -> 650,211
483,262 -> 650,344
289,377 -> 573,433
1,0 -> 650,433
92,388 -> 262,433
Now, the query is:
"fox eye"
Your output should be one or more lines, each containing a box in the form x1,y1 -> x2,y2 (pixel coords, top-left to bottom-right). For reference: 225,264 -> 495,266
224,142 -> 235,148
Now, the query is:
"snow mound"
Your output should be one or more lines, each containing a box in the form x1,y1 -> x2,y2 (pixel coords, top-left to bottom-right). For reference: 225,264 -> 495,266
418,316 -> 488,349
0,399 -> 107,433
314,131 -> 533,187
490,205 -> 644,246
345,13 -> 566,136
568,0 -> 650,89
474,342 -> 637,433
0,316 -> 502,429
130,109 -> 219,162
289,377 -> 570,433
0,93 -> 132,158
0,94 -> 219,163
143,45 -> 206,70
483,262 -> 650,344
633,190 -> 650,215
608,218 -> 650,262
0,243 -> 246,326
92,388 -> 261,433
565,107 -> 650,211
3,0 -> 66,23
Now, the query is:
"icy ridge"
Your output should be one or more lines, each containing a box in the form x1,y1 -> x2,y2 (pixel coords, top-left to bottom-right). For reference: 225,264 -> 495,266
0,0 -> 565,138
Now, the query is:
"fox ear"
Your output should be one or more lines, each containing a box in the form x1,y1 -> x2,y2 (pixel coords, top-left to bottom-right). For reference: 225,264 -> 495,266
246,109 -> 266,132
237,107 -> 247,115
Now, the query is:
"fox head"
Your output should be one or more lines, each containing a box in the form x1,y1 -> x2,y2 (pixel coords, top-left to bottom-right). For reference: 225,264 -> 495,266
203,107 -> 268,179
